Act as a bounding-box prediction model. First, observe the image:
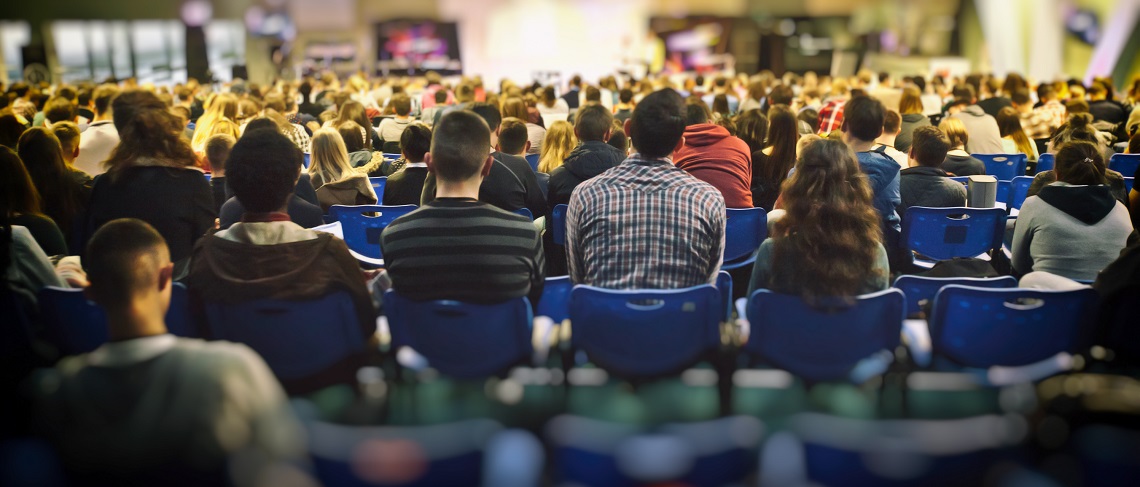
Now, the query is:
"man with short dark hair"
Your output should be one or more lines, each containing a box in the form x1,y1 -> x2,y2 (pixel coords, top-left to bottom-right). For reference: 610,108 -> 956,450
497,117 -> 530,157
567,89 -> 725,289
34,218 -> 306,485
384,123 -> 432,206
899,126 -> 965,215
674,101 -> 753,208
562,75 -> 582,110
378,93 -> 414,146
381,110 -> 545,305
43,96 -> 78,128
75,84 -> 120,176
1088,82 -> 1127,126
548,105 -> 625,208
842,96 -> 905,269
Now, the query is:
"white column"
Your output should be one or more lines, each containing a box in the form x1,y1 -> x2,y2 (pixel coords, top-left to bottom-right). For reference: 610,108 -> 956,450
974,0 -> 1026,77
1026,0 -> 1064,82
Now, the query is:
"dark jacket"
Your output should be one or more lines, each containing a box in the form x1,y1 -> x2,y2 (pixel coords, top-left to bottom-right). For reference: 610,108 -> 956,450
896,113 -> 931,154
547,141 -> 625,208
1089,100 -> 1128,126
941,152 -> 986,176
898,166 -> 967,216
218,196 -> 325,230
977,96 -> 1012,118
420,151 -> 548,218
383,166 -> 428,206
562,89 -> 580,110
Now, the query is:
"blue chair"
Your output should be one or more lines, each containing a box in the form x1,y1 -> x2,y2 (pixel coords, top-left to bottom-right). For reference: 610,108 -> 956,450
525,153 -> 540,172
38,283 -> 195,355
723,208 -> 767,271
892,275 -> 1017,317
744,289 -> 904,384
994,179 -> 1010,206
537,276 -> 572,323
1124,177 -> 1134,193
514,208 -> 533,220
303,153 -> 311,169
949,176 -> 968,186
535,172 -> 550,200
901,207 -> 1006,265
1008,176 -> 1034,210
552,204 -> 568,246
1108,153 -> 1139,178
204,291 -> 366,392
716,270 -> 733,323
384,291 -> 533,379
382,153 -> 402,160
203,173 -> 211,182
1035,153 -> 1054,174
973,153 -> 1026,180
568,285 -> 721,379
330,204 -> 418,266
368,176 -> 387,203
925,285 -> 1097,381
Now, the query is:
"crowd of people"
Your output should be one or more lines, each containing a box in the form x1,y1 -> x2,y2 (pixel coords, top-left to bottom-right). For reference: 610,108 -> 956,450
2,66 -> 1140,483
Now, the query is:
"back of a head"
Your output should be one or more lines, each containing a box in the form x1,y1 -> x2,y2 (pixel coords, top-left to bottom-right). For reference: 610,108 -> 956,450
996,107 -> 1023,138
468,102 -> 502,132
244,117 -> 279,135
619,88 -> 633,104
227,129 -> 301,213
434,89 -> 448,104
85,218 -> 170,311
204,133 -> 236,172
310,127 -> 353,182
882,110 -> 902,135
629,89 -> 686,158
109,89 -> 195,168
1054,140 -> 1105,185
1066,98 -> 1090,115
456,83 -> 476,103
951,84 -> 976,103
390,93 -> 412,116
337,121 -> 367,153
939,117 -> 969,148
44,96 -> 76,125
735,109 -> 769,153
431,110 -> 491,182
768,85 -> 795,106
0,146 -> 41,216
50,121 -> 81,155
17,127 -> 67,182
585,86 -> 601,104
400,123 -> 432,162
0,115 -> 24,149
684,101 -> 711,126
498,117 -> 529,155
843,96 -> 885,142
1009,88 -> 1031,107
501,97 -> 528,120
909,125 -> 950,167
1057,113 -> 1097,145
262,94 -> 286,113
575,104 -> 613,142
1128,132 -> 1140,154
899,86 -> 923,115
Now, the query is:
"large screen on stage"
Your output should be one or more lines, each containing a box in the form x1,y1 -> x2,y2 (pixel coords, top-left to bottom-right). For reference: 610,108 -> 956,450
649,17 -> 734,74
375,20 -> 462,75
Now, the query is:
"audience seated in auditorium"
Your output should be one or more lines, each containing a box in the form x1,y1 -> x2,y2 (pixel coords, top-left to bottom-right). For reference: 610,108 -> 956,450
548,105 -> 625,210
898,126 -> 965,216
383,123 -> 432,206
502,97 -> 544,155
308,128 -> 377,213
0,147 -> 67,256
1088,81 -> 1127,127
33,219 -> 307,486
751,105 -> 799,210
947,86 -> 1005,154
873,110 -> 909,167
748,138 -> 889,297
420,103 -> 547,218
536,86 -> 570,127
380,110 -> 545,305
203,134 -> 234,215
377,93 -> 414,148
976,76 -> 1013,118
567,89 -> 725,289
939,117 -> 987,176
1011,141 -> 1133,283
674,100 -> 753,208
188,129 -> 377,338
538,120 -> 576,174
997,106 -> 1040,161
18,127 -> 91,250
842,95 -> 904,269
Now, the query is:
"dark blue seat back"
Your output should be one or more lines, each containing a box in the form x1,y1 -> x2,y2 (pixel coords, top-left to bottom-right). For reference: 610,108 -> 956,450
537,276 -> 572,323
303,153 -> 311,169
716,271 -> 733,323
203,291 -> 366,380
514,208 -> 533,220
1008,176 -> 1034,209
535,172 -> 550,200
929,285 -> 1097,367
1035,153 -> 1054,174
384,291 -> 533,379
1124,177 -> 1134,193
525,153 -> 540,172
368,177 -> 387,203
723,207 -> 767,269
1108,154 -> 1140,178
901,207 -> 1006,261
330,204 -> 418,259
973,153 -> 1026,180
744,289 -> 904,383
1,288 -> 37,359
568,285 -> 721,378
38,283 -> 195,355
552,204 -> 568,245
892,275 -> 1017,317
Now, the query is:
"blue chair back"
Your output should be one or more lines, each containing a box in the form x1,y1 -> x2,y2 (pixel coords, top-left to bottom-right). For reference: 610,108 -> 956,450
568,285 -> 721,378
716,271 -> 733,323
536,172 -> 550,200
382,153 -> 402,160
552,204 -> 568,246
892,275 -> 1017,317
38,283 -> 195,355
1035,153 -> 1054,174
203,173 -> 211,182
537,276 -> 572,323
514,207 -> 533,220
303,153 -> 311,169
1108,154 -> 1139,178
994,179 -> 1010,206
723,208 -> 767,270
901,207 -> 1006,261
1,288 -> 36,357
330,204 -> 418,260
744,289 -> 904,383
1008,176 -> 1034,209
368,177 -> 387,203
525,153 -> 540,172
929,285 -> 1097,367
1124,177 -> 1134,194
384,291 -> 533,379
204,292 -> 366,380
949,176 -> 968,186
973,153 -> 1026,180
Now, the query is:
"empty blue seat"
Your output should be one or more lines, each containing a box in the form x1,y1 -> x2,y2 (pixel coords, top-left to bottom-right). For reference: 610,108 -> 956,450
203,291 -> 366,392
1108,153 -> 1139,178
551,204 -> 568,246
368,176 -> 387,203
330,204 -> 418,265
743,289 -> 904,383
1008,176 -> 1034,210
994,179 -> 1010,206
514,207 -> 533,220
892,275 -> 1017,317
537,276 -> 572,323
901,207 -> 1006,263
568,285 -> 721,379
525,153 -> 540,172
973,153 -> 1026,180
384,291 -> 533,379
723,207 -> 767,270
38,283 -> 195,355
1035,153 -> 1054,174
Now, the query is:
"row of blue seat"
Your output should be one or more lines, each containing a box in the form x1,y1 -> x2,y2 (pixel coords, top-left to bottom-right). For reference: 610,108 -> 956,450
974,152 -> 1139,181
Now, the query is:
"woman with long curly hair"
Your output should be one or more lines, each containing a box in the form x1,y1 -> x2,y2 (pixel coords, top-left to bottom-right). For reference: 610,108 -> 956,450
748,138 -> 889,300
537,120 -> 576,174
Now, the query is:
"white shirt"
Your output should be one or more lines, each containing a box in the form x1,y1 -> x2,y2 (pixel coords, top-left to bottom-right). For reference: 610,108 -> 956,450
86,334 -> 177,367
75,120 -> 119,176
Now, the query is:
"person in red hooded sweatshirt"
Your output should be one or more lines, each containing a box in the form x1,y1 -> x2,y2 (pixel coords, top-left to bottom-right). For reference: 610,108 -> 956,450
673,101 -> 753,208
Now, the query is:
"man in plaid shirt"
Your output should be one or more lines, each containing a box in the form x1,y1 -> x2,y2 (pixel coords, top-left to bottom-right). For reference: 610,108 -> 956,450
817,78 -> 850,135
1013,88 -> 1055,140
566,89 -> 726,290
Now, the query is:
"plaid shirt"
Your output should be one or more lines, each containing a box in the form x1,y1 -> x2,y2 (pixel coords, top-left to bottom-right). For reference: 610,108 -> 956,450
818,98 -> 846,134
566,154 -> 725,290
1031,101 -> 1066,137
286,124 -> 311,153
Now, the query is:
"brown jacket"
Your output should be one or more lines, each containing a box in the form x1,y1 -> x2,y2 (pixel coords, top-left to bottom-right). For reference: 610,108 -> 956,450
315,175 -> 377,213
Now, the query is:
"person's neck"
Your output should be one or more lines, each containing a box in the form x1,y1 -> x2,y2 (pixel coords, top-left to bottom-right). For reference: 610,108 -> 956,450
847,138 -> 877,153
105,301 -> 167,342
435,179 -> 482,200
94,113 -> 112,122
876,135 -> 897,146
396,115 -> 410,120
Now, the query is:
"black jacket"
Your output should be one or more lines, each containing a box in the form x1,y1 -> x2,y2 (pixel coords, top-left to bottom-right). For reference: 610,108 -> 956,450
420,152 -> 547,218
547,141 -> 625,208
941,153 -> 986,177
898,166 -> 967,216
383,166 -> 429,206
977,96 -> 1012,118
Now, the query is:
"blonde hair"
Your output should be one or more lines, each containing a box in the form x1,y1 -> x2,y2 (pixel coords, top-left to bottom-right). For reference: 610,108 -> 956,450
192,93 -> 238,151
899,86 -> 924,115
938,117 -> 969,148
204,118 -> 240,143
309,128 -> 357,186
538,121 -> 576,173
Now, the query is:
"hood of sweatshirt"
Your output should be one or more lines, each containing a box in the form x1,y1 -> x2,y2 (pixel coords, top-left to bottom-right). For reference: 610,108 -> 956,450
563,140 -> 626,180
1037,183 -> 1118,225
901,113 -> 927,123
961,105 -> 987,118
680,123 -> 732,147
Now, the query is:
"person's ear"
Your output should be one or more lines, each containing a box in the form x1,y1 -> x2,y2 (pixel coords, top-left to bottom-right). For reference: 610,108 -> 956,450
71,145 -> 80,158
673,135 -> 686,153
158,262 -> 174,292
603,129 -> 612,142
480,154 -> 494,178
524,141 -> 531,153
424,152 -> 436,175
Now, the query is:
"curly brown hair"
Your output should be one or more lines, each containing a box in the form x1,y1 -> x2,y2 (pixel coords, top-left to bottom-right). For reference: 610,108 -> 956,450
770,139 -> 884,301
105,89 -> 197,172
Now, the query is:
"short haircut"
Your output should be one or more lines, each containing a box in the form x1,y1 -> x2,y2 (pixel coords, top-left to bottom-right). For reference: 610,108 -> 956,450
498,117 -> 529,154
85,218 -> 169,309
1010,88 -> 1031,106
390,93 -> 412,116
337,121 -> 367,152
262,94 -> 286,112
843,96 -> 885,142
619,88 -> 633,103
574,104 -> 613,141
51,121 -> 81,153
431,110 -> 490,182
585,86 -> 601,103
226,128 -> 301,212
1088,82 -> 1107,97
1054,140 -> 1105,185
77,89 -> 92,107
92,84 -> 119,115
204,133 -> 236,171
882,110 -> 901,134
434,89 -> 448,104
244,117 -> 279,134
684,102 -> 710,126
399,123 -> 432,162
939,117 -> 969,148
468,102 -> 502,132
909,126 -> 950,167
44,96 -> 76,124
951,84 -> 976,102
768,85 -> 795,106
629,89 -> 686,158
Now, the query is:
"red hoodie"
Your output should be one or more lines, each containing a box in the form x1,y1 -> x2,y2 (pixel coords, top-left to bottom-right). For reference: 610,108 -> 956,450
674,124 -> 753,208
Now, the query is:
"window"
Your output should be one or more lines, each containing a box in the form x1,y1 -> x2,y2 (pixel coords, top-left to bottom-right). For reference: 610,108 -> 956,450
1,21 -> 31,82
205,21 -> 245,83
50,20 -> 188,85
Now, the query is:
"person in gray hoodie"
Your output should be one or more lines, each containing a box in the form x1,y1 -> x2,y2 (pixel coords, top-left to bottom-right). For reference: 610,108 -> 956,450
947,86 -> 1004,154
